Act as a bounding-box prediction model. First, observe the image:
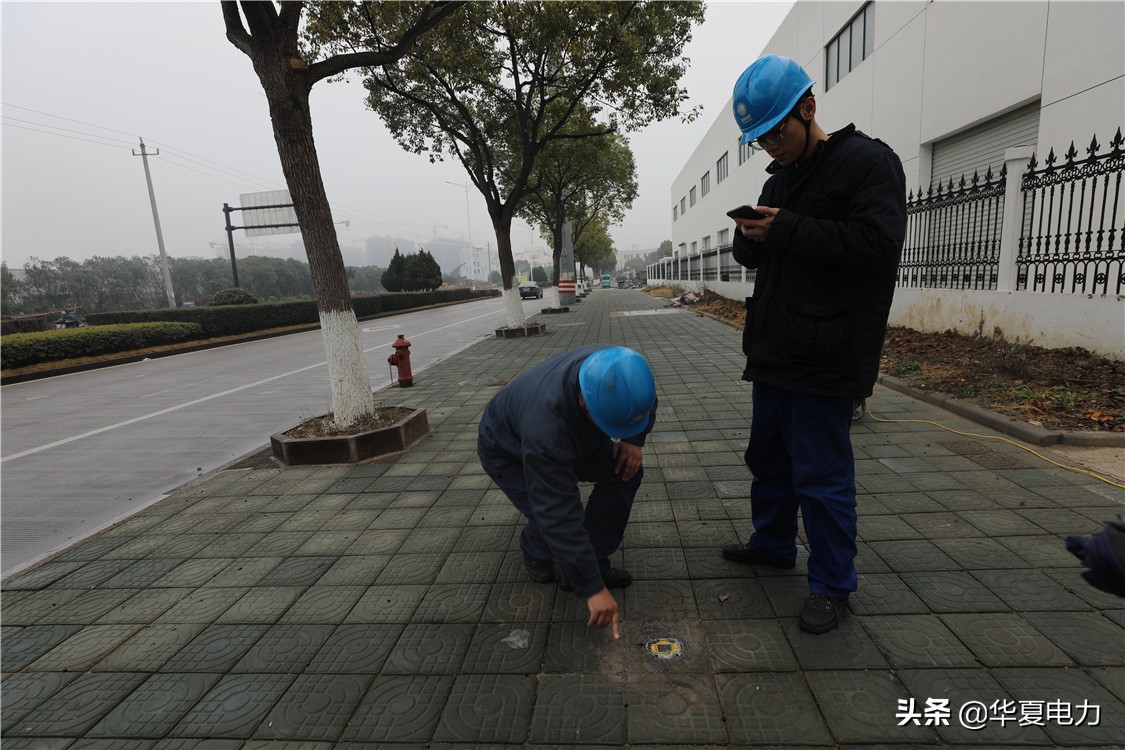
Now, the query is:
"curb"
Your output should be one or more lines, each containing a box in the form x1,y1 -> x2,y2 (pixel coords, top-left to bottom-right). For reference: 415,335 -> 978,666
876,374 -> 1125,448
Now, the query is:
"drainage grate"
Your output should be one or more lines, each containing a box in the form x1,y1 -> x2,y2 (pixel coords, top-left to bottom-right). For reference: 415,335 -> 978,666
457,378 -> 510,387
225,446 -> 279,470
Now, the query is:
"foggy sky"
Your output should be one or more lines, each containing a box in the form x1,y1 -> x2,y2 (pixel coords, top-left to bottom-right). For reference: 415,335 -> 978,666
1,1 -> 792,270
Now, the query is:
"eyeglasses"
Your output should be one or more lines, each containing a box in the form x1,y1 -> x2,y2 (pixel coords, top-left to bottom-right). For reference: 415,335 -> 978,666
750,114 -> 791,150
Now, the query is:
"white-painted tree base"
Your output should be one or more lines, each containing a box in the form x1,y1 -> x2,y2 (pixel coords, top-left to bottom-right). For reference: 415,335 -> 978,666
502,286 -> 527,328
320,309 -> 375,427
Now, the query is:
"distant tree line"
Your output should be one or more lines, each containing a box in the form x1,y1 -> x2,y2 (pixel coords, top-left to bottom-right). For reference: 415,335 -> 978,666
0,255 -> 386,318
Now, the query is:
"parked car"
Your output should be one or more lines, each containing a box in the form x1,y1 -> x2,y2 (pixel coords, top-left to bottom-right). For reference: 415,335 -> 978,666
518,281 -> 543,299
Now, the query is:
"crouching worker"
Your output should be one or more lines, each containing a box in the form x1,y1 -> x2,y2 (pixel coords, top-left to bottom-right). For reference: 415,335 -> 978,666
478,345 -> 657,639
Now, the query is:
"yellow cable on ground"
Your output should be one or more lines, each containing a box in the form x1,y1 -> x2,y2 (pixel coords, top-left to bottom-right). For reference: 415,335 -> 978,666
863,401 -> 1125,490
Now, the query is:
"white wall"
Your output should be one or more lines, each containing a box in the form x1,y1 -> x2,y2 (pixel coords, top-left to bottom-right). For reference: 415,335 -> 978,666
666,0 -> 1124,356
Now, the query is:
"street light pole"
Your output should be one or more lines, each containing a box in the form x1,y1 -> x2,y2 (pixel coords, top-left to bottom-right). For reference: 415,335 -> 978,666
445,180 -> 476,280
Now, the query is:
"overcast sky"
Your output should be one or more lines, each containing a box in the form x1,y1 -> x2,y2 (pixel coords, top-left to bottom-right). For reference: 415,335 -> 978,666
1,1 -> 793,269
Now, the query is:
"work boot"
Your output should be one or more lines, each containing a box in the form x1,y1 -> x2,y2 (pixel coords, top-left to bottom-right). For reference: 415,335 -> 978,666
560,567 -> 633,592
721,542 -> 796,569
799,594 -> 847,634
522,553 -> 555,584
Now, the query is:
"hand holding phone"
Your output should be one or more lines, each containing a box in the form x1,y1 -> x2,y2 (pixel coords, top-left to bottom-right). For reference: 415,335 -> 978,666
726,205 -> 765,221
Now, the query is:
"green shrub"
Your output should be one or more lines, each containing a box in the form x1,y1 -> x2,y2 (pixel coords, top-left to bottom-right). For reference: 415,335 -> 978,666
209,288 -> 259,306
1,322 -> 203,370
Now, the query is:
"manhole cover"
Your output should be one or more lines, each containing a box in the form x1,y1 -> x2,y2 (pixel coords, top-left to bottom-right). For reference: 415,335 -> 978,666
645,636 -> 684,660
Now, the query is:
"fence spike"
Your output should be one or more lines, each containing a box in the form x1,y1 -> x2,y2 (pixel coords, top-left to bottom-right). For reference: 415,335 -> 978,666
1064,141 -> 1078,167
984,165 -> 994,183
1043,147 -> 1058,172
970,170 -> 980,187
1110,127 -> 1124,156
1087,133 -> 1101,158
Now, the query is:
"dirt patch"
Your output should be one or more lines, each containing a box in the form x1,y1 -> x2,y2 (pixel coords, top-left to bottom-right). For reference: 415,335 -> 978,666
648,287 -> 1124,433
284,407 -> 415,438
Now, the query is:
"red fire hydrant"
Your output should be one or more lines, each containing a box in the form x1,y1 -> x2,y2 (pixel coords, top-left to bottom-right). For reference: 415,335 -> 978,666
388,334 -> 414,387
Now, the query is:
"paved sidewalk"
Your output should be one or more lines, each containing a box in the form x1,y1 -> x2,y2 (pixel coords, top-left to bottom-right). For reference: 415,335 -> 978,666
3,288 -> 1123,748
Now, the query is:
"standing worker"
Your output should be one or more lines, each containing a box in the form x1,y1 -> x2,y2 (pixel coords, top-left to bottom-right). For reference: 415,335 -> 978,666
478,344 -> 657,639
722,55 -> 907,633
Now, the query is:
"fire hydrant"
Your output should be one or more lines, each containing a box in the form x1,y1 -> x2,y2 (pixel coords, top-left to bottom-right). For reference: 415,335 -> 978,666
387,334 -> 414,387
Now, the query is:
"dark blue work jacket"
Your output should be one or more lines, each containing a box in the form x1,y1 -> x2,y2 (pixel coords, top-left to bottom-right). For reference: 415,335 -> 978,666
478,344 -> 657,594
733,124 -> 907,399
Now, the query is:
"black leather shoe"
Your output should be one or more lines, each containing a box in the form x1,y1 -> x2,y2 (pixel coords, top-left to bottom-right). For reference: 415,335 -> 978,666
522,553 -> 555,584
799,594 -> 847,634
560,567 -> 633,592
721,542 -> 796,569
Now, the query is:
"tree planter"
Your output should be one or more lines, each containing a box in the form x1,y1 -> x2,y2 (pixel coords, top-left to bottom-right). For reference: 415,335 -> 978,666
270,407 -> 429,466
540,306 -> 569,315
494,323 -> 547,339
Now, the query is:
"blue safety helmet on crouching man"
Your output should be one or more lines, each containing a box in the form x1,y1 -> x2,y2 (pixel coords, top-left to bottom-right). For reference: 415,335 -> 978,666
578,346 -> 656,439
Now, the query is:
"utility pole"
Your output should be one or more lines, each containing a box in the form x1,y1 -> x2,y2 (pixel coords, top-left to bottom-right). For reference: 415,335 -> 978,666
133,138 -> 176,307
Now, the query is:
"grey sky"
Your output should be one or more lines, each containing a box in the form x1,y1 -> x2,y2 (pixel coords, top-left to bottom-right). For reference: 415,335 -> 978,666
1,1 -> 792,270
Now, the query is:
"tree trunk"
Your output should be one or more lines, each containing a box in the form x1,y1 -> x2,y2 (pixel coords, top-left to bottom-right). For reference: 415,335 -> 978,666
490,210 -> 527,328
257,62 -> 374,427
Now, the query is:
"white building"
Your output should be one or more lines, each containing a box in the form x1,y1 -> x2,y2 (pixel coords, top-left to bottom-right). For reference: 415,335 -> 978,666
664,0 -> 1123,357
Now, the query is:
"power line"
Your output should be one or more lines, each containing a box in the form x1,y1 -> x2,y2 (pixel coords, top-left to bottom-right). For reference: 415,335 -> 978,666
1,115 -> 137,145
0,121 -> 132,150
1,101 -> 139,138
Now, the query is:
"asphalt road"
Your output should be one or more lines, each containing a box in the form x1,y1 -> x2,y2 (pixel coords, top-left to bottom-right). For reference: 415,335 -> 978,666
0,294 -> 552,576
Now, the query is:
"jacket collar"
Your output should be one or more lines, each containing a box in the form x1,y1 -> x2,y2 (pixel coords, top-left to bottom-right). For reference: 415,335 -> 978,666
765,123 -> 857,175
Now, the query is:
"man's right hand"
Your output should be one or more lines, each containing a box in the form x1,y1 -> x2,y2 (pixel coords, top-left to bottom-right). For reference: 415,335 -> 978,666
585,588 -> 620,639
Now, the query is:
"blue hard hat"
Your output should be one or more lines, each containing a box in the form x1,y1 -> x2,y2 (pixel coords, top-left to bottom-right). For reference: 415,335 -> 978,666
578,347 -> 656,439
732,54 -> 815,145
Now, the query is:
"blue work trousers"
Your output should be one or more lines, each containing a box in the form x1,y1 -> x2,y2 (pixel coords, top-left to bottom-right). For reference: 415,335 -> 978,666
744,382 -> 858,599
481,445 -> 641,569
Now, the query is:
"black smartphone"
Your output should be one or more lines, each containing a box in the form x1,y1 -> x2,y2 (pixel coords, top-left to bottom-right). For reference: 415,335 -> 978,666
726,205 -> 765,221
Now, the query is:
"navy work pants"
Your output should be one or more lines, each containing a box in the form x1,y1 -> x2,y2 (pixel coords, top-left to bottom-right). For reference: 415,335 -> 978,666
480,445 -> 642,569
744,382 -> 858,599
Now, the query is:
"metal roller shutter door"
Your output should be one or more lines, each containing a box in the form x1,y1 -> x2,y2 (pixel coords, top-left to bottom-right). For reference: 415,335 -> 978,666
931,102 -> 1040,187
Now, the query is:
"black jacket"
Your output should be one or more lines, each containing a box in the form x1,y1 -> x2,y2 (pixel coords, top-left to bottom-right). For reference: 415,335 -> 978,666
477,344 -> 657,596
732,124 -> 906,398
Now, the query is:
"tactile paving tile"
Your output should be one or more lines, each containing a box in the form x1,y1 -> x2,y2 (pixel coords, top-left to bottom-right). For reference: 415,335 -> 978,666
481,582 -> 555,622
340,674 -> 453,742
1,625 -> 82,671
346,584 -> 427,623
805,669 -> 937,744
626,674 -> 727,744
624,580 -> 699,620
782,617 -> 889,670
900,571 -> 1007,613
432,674 -> 535,743
692,579 -> 774,619
435,552 -> 505,584
215,586 -> 304,624
461,623 -> 548,674
991,666 -> 1125,746
1021,612 -> 1125,666
940,613 -> 1074,667
970,569 -> 1089,611
253,673 -> 369,741
27,623 -> 142,671
383,623 -> 474,674
374,554 -> 446,585
94,623 -> 205,671
280,585 -> 366,624
718,672 -> 833,745
0,672 -> 78,732
703,619 -> 797,672
846,573 -> 930,615
625,548 -> 689,579
868,540 -> 960,572
233,623 -> 335,673
861,614 -> 979,668
173,673 -> 295,738
87,672 -> 220,738
160,624 -> 270,672
10,672 -> 148,736
303,623 -> 404,673
531,675 -> 624,744
412,583 -> 490,623
897,667 -> 1050,746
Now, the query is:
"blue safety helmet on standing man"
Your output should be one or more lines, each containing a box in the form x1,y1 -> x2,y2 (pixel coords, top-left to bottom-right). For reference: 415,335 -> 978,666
732,54 -> 815,144
578,347 -> 656,440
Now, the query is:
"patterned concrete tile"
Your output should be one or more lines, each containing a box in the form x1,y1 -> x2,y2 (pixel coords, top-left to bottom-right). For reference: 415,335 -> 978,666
253,674 -> 369,741
382,623 -> 474,675
971,569 -> 1091,611
1024,612 -> 1125,666
991,666 -> 1125,747
626,673 -> 726,744
257,556 -> 334,586
1000,535 -> 1083,568
531,675 -> 624,744
900,571 -> 1008,613
692,579 -> 774,619
374,554 -> 445,585
868,540 -> 961,572
340,675 -> 453,742
9,672 -> 148,737
232,624 -> 335,673
676,519 -> 738,547
160,624 -> 269,672
703,619 -> 797,672
932,538 -> 1032,569
303,623 -> 403,674
173,673 -> 295,738
0,672 -> 79,732
805,670 -> 937,744
27,624 -> 142,672
413,583 -> 490,623
93,624 -> 205,672
279,586 -> 366,624
543,621 -> 616,674
481,582 -> 554,623
432,674 -> 535,743
434,552 -> 504,584
95,588 -> 192,624
849,573 -> 930,615
719,672 -> 834,745
940,613 -> 1074,667
214,586 -> 304,625
155,587 -> 250,624
625,521 -> 682,547
1,625 -> 82,671
345,584 -> 426,623
781,617 -> 889,670
1,561 -> 84,591
87,673 -> 220,738
624,580 -> 698,620
153,558 -> 228,587
861,614 -> 979,668
681,548 -> 757,579
1086,666 -> 1125,702
624,547 -> 689,579
461,623 -> 548,674
316,554 -> 391,586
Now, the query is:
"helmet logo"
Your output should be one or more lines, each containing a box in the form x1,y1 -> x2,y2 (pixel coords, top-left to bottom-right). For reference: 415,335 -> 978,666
736,102 -> 747,118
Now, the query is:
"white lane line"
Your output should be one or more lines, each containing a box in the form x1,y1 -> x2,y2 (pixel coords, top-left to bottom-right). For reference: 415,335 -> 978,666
2,306 -> 506,462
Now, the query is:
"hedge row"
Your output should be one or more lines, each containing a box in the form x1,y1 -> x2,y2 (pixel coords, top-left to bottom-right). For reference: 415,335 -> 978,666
1,322 -> 204,370
83,289 -> 494,338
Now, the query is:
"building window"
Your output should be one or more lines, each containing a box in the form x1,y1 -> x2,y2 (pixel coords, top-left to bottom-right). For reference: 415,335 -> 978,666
718,228 -> 730,246
825,2 -> 873,91
702,236 -> 711,251
680,197 -> 686,214
701,171 -> 710,197
678,242 -> 687,255
739,141 -> 752,165
673,205 -> 678,221
689,186 -> 697,207
691,241 -> 697,254
716,152 -> 729,183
